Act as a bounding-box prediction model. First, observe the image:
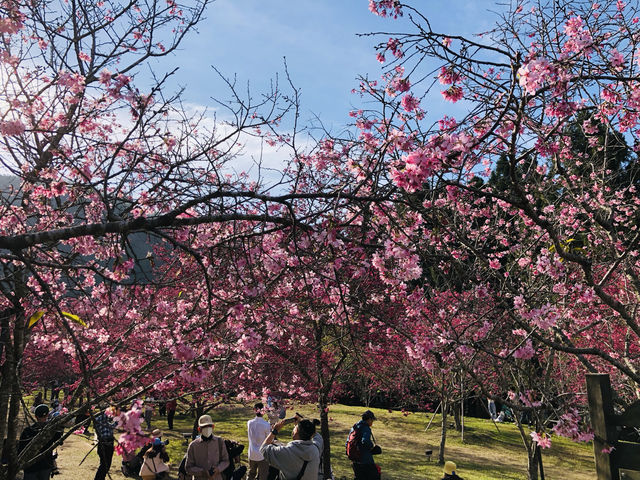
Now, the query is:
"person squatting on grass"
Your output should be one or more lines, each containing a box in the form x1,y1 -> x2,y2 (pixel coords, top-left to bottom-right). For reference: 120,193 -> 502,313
139,437 -> 170,480
442,461 -> 464,479
260,418 -> 320,480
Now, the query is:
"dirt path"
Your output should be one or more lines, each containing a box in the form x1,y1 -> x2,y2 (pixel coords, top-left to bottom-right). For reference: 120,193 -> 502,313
56,434 -> 127,480
56,429 -> 191,480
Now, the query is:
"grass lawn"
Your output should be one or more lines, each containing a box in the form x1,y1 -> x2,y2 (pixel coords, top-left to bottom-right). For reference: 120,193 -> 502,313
151,403 -> 595,480
32,398 -> 595,479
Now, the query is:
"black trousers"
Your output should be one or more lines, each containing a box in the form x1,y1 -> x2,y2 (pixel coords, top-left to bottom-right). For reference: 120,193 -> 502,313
167,409 -> 175,430
94,442 -> 114,480
352,462 -> 380,480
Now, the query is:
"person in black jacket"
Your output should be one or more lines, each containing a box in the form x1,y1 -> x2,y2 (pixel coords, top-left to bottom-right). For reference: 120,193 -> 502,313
442,461 -> 464,479
18,404 -> 63,480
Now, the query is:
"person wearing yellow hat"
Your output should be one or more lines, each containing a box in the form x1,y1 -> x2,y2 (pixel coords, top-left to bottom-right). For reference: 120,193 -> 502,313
442,460 -> 464,479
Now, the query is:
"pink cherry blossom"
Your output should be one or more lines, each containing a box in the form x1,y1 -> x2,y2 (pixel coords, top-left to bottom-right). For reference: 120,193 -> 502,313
0,120 -> 25,136
400,93 -> 420,112
441,85 -> 464,102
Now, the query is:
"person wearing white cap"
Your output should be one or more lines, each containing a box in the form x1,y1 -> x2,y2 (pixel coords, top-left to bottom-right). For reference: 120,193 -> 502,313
185,414 -> 230,480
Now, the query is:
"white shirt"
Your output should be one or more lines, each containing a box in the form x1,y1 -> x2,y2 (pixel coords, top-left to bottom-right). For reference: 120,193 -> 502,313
247,416 -> 272,461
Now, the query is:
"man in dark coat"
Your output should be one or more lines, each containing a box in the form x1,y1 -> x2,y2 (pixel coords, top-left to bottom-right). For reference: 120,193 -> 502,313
18,404 -> 62,480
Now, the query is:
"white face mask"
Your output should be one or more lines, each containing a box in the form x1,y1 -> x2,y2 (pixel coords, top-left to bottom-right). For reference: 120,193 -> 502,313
201,426 -> 213,437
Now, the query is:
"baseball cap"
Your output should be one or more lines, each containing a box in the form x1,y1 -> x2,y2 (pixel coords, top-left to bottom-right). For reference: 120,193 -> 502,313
362,410 -> 377,421
34,404 -> 49,418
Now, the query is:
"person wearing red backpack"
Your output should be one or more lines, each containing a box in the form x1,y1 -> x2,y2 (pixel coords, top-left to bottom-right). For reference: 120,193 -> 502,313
345,410 -> 381,480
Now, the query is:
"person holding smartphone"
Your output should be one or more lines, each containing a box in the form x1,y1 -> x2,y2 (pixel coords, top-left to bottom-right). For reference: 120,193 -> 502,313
260,418 -> 319,480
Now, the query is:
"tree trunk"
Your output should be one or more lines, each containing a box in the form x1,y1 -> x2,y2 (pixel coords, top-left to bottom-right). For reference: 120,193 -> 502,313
318,393 -> 332,479
191,402 -> 204,439
0,311 -> 13,480
537,445 -> 545,480
526,443 -> 540,480
453,401 -> 462,432
0,303 -> 27,480
515,415 -> 539,480
438,399 -> 447,465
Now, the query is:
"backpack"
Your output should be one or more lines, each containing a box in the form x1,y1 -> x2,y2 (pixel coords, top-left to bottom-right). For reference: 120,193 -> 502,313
177,455 -> 189,480
345,423 -> 363,462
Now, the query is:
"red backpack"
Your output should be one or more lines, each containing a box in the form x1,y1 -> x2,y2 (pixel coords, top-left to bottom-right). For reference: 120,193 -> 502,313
345,423 -> 363,461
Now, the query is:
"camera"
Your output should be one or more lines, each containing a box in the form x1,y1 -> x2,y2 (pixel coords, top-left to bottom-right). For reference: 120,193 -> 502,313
148,438 -> 168,458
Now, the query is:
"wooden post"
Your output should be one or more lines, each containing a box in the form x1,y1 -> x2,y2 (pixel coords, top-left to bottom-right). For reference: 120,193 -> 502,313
586,374 -> 618,480
460,377 -> 465,444
425,401 -> 441,432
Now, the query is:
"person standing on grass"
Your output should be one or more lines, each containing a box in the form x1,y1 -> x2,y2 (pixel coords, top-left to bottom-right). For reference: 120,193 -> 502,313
347,410 -> 381,480
185,414 -> 230,480
144,396 -> 154,430
166,398 -> 177,430
260,418 -> 319,480
18,404 -> 63,480
247,403 -> 271,480
268,401 -> 286,425
93,405 -> 120,480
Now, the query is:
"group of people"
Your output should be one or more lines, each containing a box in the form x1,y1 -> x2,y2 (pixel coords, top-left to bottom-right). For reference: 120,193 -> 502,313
179,402 -> 323,480
142,396 -> 179,430
18,395 -> 465,480
245,402 -> 324,480
487,398 -> 514,423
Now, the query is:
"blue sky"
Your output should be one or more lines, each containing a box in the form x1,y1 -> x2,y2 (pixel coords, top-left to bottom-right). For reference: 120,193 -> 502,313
162,1 -> 501,131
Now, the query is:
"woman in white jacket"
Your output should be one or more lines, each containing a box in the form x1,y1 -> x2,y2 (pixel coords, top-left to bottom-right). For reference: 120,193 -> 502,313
139,438 -> 170,480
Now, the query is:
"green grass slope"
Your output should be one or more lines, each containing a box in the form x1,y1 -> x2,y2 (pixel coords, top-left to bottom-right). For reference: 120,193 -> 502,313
156,403 -> 595,480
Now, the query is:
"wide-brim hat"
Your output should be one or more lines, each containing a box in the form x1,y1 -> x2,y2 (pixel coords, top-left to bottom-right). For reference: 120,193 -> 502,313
198,414 -> 213,427
444,461 -> 457,475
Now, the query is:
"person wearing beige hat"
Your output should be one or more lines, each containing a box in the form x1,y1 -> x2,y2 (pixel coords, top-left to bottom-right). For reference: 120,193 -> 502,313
441,460 -> 464,479
185,414 -> 230,480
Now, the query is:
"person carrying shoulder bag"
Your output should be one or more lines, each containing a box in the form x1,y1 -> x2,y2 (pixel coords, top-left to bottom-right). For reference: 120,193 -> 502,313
139,438 -> 170,480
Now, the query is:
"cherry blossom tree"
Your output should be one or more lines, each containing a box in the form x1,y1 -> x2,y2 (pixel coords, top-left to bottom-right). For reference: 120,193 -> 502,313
348,0 -> 640,477
0,0 -> 383,476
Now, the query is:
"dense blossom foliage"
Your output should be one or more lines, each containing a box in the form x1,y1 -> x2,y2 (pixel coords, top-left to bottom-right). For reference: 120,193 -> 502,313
357,0 -> 640,475
2,0 -> 640,479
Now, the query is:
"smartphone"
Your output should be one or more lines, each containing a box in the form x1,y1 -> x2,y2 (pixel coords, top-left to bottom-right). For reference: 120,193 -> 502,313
283,412 -> 304,425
